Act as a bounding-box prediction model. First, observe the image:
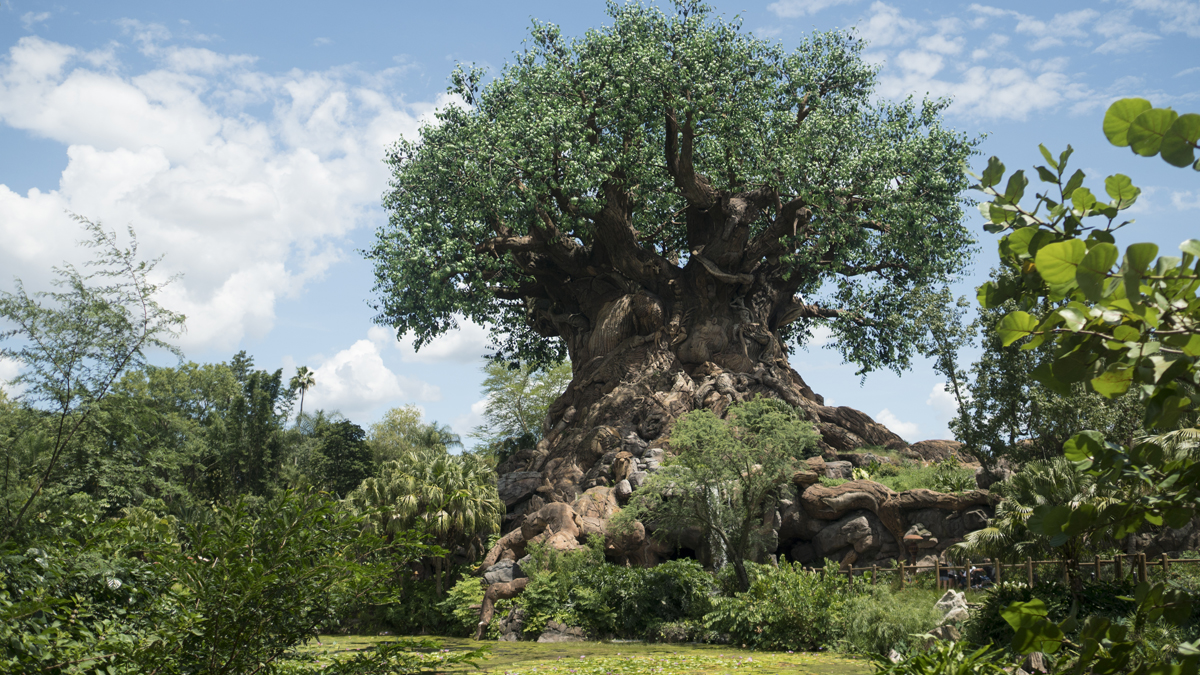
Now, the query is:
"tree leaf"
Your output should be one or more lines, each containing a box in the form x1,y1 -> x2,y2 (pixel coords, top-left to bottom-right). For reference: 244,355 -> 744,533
1039,143 -> 1059,170
1077,242 -> 1118,301
1063,169 -> 1086,199
1104,98 -> 1152,146
1104,174 -> 1141,209
1125,243 -> 1159,274
1161,113 -> 1200,168
981,156 -> 1005,188
1036,239 -> 1086,285
997,311 -> 1039,346
1002,227 -> 1038,259
1092,366 -> 1134,398
1129,108 -> 1180,157
1180,239 -> 1200,258
1004,169 -> 1028,203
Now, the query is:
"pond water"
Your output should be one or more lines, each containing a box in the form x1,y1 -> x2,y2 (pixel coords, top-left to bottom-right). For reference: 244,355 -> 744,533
302,635 -> 872,674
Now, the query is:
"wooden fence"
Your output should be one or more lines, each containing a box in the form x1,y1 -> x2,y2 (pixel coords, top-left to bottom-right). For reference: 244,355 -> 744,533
802,552 -> 1200,589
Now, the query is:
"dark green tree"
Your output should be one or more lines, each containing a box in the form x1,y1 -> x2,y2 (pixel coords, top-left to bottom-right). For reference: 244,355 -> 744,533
313,418 -> 373,498
367,1 -> 976,500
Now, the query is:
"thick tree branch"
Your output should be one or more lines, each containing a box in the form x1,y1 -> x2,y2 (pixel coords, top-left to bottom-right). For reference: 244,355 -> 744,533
743,197 -> 812,267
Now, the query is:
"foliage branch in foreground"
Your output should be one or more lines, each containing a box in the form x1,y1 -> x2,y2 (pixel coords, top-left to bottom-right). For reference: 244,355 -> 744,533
969,98 -> 1199,674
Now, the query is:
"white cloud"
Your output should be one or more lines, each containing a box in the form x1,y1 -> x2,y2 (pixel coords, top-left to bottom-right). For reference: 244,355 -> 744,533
453,397 -> 490,444
876,408 -> 918,441
393,319 -> 492,364
21,12 -> 51,31
926,383 -> 956,418
0,35 -> 450,353
768,0 -> 860,18
305,334 -> 441,420
1125,0 -> 1200,38
0,357 -> 24,398
314,37 -> 333,47
857,2 -> 922,49
1177,66 -> 1200,77
1173,191 -> 1200,210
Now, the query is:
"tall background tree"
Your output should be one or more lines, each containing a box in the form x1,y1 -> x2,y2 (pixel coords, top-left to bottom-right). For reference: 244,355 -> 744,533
289,366 -> 316,419
367,1 -> 976,502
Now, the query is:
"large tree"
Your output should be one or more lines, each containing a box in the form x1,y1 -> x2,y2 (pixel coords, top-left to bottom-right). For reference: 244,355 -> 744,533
368,2 -> 975,502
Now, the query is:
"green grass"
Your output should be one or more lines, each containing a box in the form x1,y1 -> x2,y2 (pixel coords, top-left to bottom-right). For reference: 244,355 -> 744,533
294,636 -> 871,674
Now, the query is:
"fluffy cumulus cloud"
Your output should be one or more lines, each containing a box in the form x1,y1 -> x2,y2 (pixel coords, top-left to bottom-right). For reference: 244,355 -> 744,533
0,27 -> 453,353
302,327 -> 441,420
925,383 -> 963,439
876,408 -> 919,441
393,319 -> 492,365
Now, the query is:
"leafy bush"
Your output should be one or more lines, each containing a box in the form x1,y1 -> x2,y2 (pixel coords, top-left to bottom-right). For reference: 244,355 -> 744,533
516,541 -> 715,639
963,579 -> 1135,648
703,561 -> 863,651
871,640 -> 1009,675
441,576 -> 487,637
840,587 -> 944,655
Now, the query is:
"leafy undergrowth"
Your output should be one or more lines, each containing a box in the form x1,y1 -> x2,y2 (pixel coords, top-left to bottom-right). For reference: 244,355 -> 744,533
294,636 -> 871,674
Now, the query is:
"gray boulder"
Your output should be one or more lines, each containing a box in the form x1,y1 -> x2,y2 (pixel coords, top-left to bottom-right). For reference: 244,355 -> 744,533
537,620 -> 586,642
483,561 -> 517,585
497,471 -> 543,508
824,460 -> 854,479
613,479 -> 633,502
815,512 -> 874,557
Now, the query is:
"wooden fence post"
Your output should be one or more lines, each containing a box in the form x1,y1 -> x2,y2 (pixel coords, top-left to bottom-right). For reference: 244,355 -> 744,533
872,565 -> 878,585
1139,553 -> 1148,583
995,561 -> 1002,584
1027,557 -> 1034,587
1094,555 -> 1101,581
900,563 -> 906,590
1162,553 -> 1170,575
1115,555 -> 1123,580
935,560 -> 941,589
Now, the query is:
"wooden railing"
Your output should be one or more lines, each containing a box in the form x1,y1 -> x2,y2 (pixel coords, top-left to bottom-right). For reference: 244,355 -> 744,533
802,553 -> 1200,589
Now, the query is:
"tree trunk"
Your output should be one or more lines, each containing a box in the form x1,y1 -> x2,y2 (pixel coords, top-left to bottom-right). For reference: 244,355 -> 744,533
504,268 -> 909,508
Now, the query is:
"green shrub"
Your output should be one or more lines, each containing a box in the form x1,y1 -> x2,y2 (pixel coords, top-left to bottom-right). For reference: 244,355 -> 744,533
441,576 -> 487,637
516,541 -> 716,639
870,640 -> 1009,675
840,587 -> 944,655
703,561 -> 863,651
963,579 -> 1135,648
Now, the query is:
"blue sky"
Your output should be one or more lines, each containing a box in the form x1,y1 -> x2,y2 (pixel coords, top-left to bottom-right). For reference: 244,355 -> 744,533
1,0 -> 1197,446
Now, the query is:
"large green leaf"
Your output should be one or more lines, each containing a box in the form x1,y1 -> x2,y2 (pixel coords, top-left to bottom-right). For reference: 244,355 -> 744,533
997,311 -> 1039,346
1125,242 -> 1159,273
1161,113 -> 1200,168
1104,174 -> 1141,209
1035,239 -> 1086,285
1129,108 -> 1180,157
1092,365 -> 1134,398
1077,242 -> 1118,301
1104,98 -> 1152,146
980,156 -> 1005,188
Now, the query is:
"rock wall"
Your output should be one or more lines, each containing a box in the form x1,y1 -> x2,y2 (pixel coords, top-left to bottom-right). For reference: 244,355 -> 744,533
483,454 -> 999,581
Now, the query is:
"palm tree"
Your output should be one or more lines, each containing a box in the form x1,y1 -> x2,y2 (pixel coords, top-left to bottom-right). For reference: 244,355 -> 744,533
346,446 -> 502,595
950,457 -> 1127,580
290,366 -> 316,420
